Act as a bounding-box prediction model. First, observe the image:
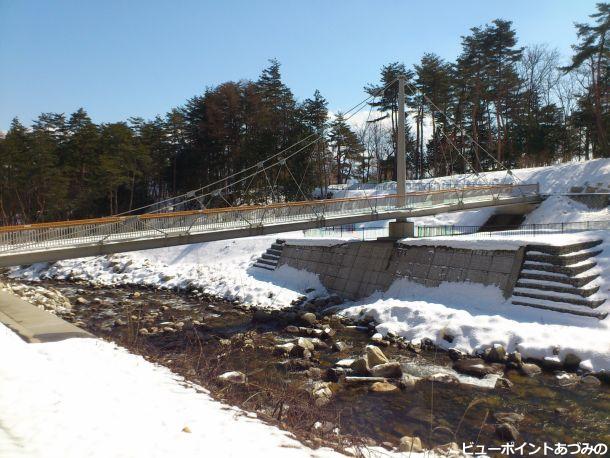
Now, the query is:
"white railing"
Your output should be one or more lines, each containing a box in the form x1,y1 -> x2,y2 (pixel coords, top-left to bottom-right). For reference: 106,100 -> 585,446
0,184 -> 539,256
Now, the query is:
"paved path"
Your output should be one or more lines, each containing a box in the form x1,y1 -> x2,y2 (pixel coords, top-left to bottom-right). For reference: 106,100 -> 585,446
0,290 -> 92,343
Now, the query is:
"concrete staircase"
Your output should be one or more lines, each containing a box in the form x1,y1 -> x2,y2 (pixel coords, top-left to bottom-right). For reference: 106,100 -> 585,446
511,240 -> 607,319
253,239 -> 286,271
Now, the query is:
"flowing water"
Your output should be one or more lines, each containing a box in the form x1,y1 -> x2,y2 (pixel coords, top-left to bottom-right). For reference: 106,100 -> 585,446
34,280 -> 610,453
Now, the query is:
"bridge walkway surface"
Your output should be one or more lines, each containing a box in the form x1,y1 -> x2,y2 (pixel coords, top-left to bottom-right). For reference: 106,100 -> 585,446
0,183 -> 540,267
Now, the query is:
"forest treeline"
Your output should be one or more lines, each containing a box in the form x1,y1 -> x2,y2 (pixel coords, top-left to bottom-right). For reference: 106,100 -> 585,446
0,3 -> 608,225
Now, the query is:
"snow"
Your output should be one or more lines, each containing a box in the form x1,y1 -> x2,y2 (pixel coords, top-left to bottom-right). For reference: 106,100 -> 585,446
339,277 -> 610,373
399,231 -> 601,251
13,236 -> 328,309
326,158 -> 610,198
0,323 -> 348,458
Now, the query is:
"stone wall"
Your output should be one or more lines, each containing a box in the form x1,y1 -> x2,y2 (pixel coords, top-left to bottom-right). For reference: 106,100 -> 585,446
278,240 -> 524,300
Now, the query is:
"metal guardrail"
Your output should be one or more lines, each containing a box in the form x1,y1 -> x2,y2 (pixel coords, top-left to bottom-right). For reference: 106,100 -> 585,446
0,183 -> 539,256
417,220 -> 610,238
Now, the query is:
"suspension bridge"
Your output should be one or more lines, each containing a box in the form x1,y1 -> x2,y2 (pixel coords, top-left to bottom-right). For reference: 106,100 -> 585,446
0,77 -> 543,267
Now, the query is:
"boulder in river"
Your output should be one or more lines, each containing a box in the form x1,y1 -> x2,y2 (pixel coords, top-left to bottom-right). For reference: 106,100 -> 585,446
365,345 -> 389,367
370,362 -> 402,379
581,375 -> 601,386
350,357 -> 371,376
300,312 -> 317,326
369,381 -> 398,393
453,358 -> 502,378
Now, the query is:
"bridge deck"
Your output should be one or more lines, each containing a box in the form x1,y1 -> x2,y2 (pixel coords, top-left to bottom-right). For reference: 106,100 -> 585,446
0,184 -> 540,267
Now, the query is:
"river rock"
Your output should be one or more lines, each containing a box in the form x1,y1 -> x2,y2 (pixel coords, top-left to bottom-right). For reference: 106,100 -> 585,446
369,381 -> 398,393
507,351 -> 522,366
332,341 -> 348,352
563,353 -> 581,369
300,312 -> 317,326
75,297 -> 87,305
495,377 -> 514,390
285,325 -> 299,334
311,382 -> 333,406
365,345 -> 389,366
581,375 -> 601,386
322,327 -> 336,339
217,371 -> 246,384
370,332 -> 383,343
335,358 -> 355,368
487,344 -> 507,362
351,357 -> 371,376
541,356 -> 563,371
520,362 -> 542,377
496,422 -> 520,442
274,343 -> 295,355
494,412 -> 524,424
399,373 -> 420,390
370,362 -> 402,378
453,358 -> 501,378
296,337 -> 315,352
398,436 -> 423,453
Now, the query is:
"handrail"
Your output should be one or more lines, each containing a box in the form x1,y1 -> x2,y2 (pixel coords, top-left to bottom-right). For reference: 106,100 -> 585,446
0,183 -> 535,233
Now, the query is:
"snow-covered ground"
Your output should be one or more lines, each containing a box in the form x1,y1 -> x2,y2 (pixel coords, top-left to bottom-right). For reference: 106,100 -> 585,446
0,323 -> 351,458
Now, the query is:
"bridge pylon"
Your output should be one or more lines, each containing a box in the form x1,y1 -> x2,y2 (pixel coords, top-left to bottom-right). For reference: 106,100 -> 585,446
388,75 -> 414,239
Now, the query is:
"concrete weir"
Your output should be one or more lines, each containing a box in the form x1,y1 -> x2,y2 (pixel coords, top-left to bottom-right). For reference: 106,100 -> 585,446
278,240 -> 524,300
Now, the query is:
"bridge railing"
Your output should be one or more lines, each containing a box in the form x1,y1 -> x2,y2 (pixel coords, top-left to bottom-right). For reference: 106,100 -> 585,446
0,183 -> 539,256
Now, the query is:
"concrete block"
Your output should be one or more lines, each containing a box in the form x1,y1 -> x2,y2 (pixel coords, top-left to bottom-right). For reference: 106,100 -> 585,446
490,256 -> 515,274
338,266 -> 351,279
349,268 -> 366,283
376,272 -> 394,288
432,249 -> 452,266
469,254 -> 492,270
425,279 -> 441,288
465,269 -> 487,283
428,266 -> 447,281
345,280 -> 360,295
448,251 -> 472,268
412,263 -> 431,278
486,271 -> 507,288
333,277 -> 347,292
445,267 -> 466,282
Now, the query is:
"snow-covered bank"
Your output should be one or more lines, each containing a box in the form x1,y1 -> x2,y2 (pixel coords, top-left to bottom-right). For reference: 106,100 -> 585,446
329,158 -> 610,198
341,279 -> 610,373
13,235 -> 328,309
0,323 -> 349,458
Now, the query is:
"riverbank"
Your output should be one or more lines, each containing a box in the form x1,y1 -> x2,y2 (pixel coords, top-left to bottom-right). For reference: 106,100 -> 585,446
2,278 -> 609,457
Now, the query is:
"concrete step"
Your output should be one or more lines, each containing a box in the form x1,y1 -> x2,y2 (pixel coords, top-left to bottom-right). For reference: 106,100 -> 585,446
524,249 -> 602,266
253,263 -> 275,271
512,289 -> 605,308
522,261 -> 597,276
511,299 -> 608,319
271,243 -> 285,251
516,280 -> 599,298
267,248 -> 283,256
262,252 -> 280,261
526,239 -> 602,256
519,271 -> 599,288
256,258 -> 278,267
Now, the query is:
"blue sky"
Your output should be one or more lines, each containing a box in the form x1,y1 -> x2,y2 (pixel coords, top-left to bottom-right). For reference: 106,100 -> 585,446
0,0 -> 600,131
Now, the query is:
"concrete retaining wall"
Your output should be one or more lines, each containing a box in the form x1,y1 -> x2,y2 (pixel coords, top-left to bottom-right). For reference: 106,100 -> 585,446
278,240 -> 525,300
